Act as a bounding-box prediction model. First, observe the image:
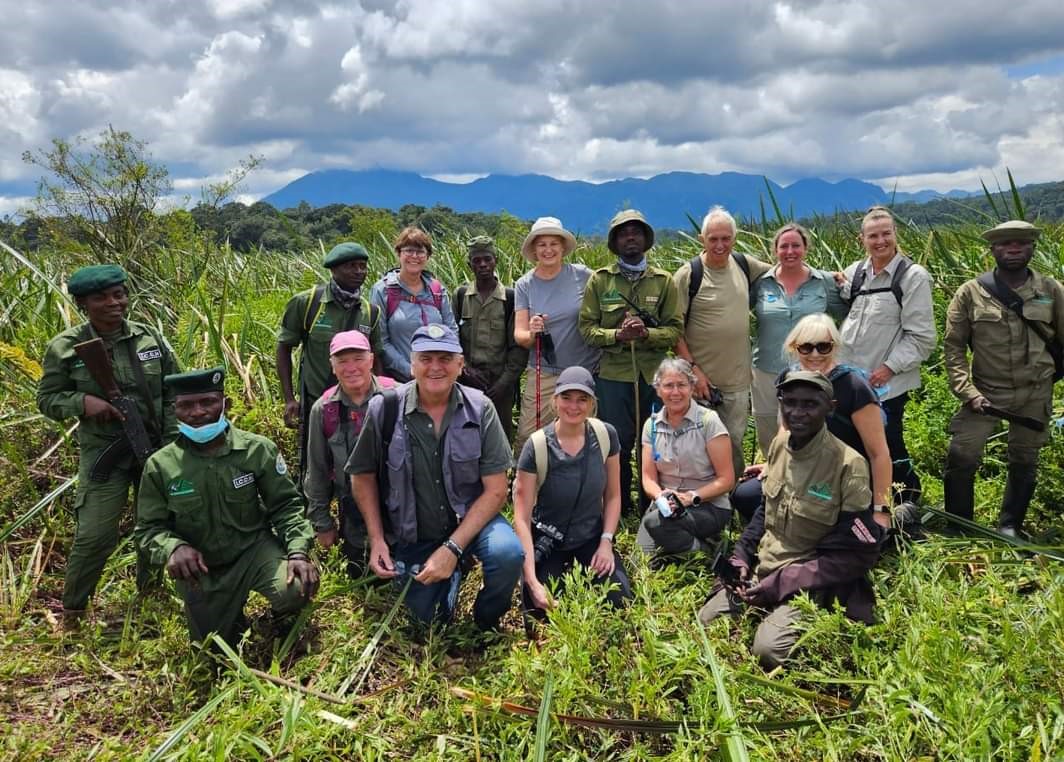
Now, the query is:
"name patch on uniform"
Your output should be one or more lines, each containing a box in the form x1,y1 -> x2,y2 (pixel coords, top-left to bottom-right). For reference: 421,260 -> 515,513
138,348 -> 163,361
232,472 -> 255,489
358,324 -> 371,334
168,479 -> 196,496
643,296 -> 659,305
807,482 -> 832,500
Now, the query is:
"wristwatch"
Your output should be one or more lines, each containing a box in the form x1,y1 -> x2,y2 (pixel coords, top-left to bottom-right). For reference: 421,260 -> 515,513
687,491 -> 702,507
600,532 -> 615,542
872,504 -> 891,514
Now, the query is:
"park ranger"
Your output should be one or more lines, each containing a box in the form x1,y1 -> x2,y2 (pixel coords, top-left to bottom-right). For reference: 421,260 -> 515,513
135,368 -> 318,645
579,209 -> 682,515
277,242 -> 382,471
943,220 -> 1064,537
698,370 -> 883,669
454,235 -> 528,441
37,264 -> 179,622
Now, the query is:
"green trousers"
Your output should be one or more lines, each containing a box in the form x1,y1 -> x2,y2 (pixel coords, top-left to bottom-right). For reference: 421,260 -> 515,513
175,536 -> 308,645
698,587 -> 803,669
64,457 -> 154,610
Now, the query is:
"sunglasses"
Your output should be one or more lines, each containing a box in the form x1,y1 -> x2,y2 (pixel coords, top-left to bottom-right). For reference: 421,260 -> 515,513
795,341 -> 835,355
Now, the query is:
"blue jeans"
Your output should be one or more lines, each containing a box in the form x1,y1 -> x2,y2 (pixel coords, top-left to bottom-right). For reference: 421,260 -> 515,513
393,515 -> 524,629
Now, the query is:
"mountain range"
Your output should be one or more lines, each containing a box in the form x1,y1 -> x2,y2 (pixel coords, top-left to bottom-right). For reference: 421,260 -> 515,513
263,169 -> 972,233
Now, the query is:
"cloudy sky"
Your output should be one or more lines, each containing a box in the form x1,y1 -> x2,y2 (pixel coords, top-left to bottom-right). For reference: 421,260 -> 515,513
2,0 -> 1064,214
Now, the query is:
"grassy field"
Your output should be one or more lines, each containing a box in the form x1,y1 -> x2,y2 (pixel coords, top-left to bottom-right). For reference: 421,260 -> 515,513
2,204 -> 1063,760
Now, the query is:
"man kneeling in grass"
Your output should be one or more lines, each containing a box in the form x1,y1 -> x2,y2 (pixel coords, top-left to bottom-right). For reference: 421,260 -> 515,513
699,370 -> 886,669
135,368 -> 319,646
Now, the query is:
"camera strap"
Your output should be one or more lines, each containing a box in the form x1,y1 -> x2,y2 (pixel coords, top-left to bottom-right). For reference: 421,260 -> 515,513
533,423 -> 593,543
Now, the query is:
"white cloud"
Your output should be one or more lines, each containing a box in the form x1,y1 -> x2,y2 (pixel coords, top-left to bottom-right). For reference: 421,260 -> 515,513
1,0 -> 1064,201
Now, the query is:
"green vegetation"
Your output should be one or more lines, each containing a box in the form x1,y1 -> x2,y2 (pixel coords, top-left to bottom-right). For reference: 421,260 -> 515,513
2,180 -> 1064,759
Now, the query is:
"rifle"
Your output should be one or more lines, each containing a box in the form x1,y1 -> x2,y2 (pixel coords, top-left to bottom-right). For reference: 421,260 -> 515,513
618,292 -> 660,328
73,338 -> 157,471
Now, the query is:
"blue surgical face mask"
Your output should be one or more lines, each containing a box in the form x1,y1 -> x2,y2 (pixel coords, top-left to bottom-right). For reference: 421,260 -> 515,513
178,414 -> 229,444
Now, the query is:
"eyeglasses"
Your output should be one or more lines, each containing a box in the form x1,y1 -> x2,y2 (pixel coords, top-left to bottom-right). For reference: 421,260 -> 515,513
795,341 -> 835,355
399,247 -> 428,258
657,382 -> 690,391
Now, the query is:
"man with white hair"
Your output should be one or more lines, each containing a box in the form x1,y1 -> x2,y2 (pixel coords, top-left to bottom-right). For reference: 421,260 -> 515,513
673,206 -> 771,475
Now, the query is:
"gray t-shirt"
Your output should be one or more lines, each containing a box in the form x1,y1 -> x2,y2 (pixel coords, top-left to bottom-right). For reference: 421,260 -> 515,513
515,263 -> 601,375
517,421 -> 620,549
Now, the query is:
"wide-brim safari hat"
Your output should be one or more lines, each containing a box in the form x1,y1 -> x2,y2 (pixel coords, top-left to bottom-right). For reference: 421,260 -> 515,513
521,217 -> 577,262
981,220 -> 1041,244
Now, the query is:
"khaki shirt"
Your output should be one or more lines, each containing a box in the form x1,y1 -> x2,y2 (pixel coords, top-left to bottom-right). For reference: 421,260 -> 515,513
277,284 -> 383,399
757,426 -> 871,576
579,263 -> 683,383
641,401 -> 731,509
135,426 -> 314,568
37,320 -> 179,453
839,254 -> 936,400
455,279 -> 528,387
944,270 -> 1064,404
673,253 -> 772,392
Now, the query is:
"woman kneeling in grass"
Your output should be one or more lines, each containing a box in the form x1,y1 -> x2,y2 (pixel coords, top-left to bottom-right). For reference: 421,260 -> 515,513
512,366 -> 632,616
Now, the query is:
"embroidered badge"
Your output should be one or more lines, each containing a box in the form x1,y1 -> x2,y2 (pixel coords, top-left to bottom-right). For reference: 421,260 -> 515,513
358,324 -> 371,334
168,479 -> 196,496
211,371 -> 222,385
138,348 -> 163,361
427,324 -> 445,338
602,289 -> 624,303
232,472 -> 255,489
275,454 -> 288,475
764,293 -> 779,303
314,317 -> 332,329
807,482 -> 832,500
643,295 -> 659,305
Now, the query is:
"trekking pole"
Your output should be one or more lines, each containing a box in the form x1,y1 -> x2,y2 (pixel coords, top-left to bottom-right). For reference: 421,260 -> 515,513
631,340 -> 640,508
535,333 -> 543,429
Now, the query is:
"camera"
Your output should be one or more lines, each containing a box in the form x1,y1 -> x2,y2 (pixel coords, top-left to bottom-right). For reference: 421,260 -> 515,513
654,491 -> 686,520
532,520 -> 565,562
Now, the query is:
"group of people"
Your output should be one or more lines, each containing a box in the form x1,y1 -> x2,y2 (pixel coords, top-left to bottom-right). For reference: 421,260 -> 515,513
36,203 -> 1060,668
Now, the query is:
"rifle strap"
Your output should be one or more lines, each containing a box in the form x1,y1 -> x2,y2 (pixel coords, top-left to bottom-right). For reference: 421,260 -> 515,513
977,271 -> 1064,380
123,339 -> 162,446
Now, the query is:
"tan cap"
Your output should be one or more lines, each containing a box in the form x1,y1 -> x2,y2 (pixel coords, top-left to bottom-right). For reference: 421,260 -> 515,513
776,369 -> 833,398
607,209 -> 654,254
981,220 -> 1041,244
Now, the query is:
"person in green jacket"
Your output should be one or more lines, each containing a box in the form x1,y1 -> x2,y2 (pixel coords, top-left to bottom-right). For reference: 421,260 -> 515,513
135,368 -> 318,645
578,210 -> 682,515
276,242 -> 382,474
37,264 -> 179,621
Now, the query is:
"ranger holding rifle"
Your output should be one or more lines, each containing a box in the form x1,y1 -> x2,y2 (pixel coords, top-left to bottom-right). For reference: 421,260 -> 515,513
37,264 -> 179,623
579,210 -> 682,516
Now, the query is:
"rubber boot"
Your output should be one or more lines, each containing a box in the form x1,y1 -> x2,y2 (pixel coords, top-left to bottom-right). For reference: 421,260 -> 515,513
998,463 -> 1038,537
942,465 -> 976,525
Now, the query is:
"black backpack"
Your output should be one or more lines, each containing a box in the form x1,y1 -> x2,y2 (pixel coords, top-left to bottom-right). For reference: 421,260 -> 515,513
847,256 -> 912,307
684,252 -> 752,325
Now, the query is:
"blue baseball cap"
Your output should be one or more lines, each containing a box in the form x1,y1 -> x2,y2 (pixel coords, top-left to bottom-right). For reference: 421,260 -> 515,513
410,323 -> 462,353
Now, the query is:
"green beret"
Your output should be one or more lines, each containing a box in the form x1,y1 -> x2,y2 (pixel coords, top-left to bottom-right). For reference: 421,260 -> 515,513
67,264 -> 128,297
467,235 -> 496,256
323,242 -> 369,268
981,220 -> 1041,244
165,367 -> 226,396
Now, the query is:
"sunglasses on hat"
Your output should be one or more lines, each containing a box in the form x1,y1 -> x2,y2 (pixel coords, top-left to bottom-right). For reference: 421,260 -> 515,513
796,341 -> 835,355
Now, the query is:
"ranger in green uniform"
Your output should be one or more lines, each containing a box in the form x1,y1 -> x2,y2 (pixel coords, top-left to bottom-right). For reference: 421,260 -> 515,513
698,371 -> 880,669
276,242 -> 383,470
579,210 -> 682,514
134,368 -> 318,645
454,235 -> 528,441
37,264 -> 179,620
943,220 -> 1064,536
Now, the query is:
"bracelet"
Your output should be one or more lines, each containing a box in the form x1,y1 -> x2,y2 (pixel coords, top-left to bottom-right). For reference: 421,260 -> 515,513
287,552 -> 309,561
442,538 -> 465,560
600,532 -> 614,542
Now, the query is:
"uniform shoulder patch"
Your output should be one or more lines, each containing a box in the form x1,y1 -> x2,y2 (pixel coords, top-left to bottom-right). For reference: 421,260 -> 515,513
275,453 -> 288,475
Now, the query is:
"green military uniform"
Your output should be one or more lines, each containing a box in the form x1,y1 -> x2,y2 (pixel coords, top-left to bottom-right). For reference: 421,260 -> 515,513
455,279 -> 528,440
699,424 -> 871,666
579,259 -> 682,513
37,319 -> 179,611
135,423 -> 314,644
277,286 -> 383,401
943,266 -> 1064,529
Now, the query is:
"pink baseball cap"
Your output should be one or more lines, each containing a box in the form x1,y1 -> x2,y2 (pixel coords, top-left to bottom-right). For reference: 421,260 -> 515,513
329,330 -> 371,355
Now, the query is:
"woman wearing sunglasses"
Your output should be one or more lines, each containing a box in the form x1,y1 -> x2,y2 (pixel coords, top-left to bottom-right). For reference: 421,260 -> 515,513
750,223 -> 847,456
733,313 -> 892,527
636,358 -> 734,559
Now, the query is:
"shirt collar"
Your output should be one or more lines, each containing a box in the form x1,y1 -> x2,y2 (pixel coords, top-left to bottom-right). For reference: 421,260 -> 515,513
405,381 -> 462,415
785,424 -> 829,459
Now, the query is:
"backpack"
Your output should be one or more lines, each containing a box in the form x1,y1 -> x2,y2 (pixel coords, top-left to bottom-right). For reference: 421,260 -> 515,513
320,377 -> 399,441
847,255 -> 912,307
530,418 -> 610,494
684,252 -> 752,325
383,269 -> 444,318
454,284 -> 516,330
302,283 -> 380,339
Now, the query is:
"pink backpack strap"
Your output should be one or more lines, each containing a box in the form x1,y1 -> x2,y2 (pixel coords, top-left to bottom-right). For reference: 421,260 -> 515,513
375,375 -> 397,389
320,385 -> 341,440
